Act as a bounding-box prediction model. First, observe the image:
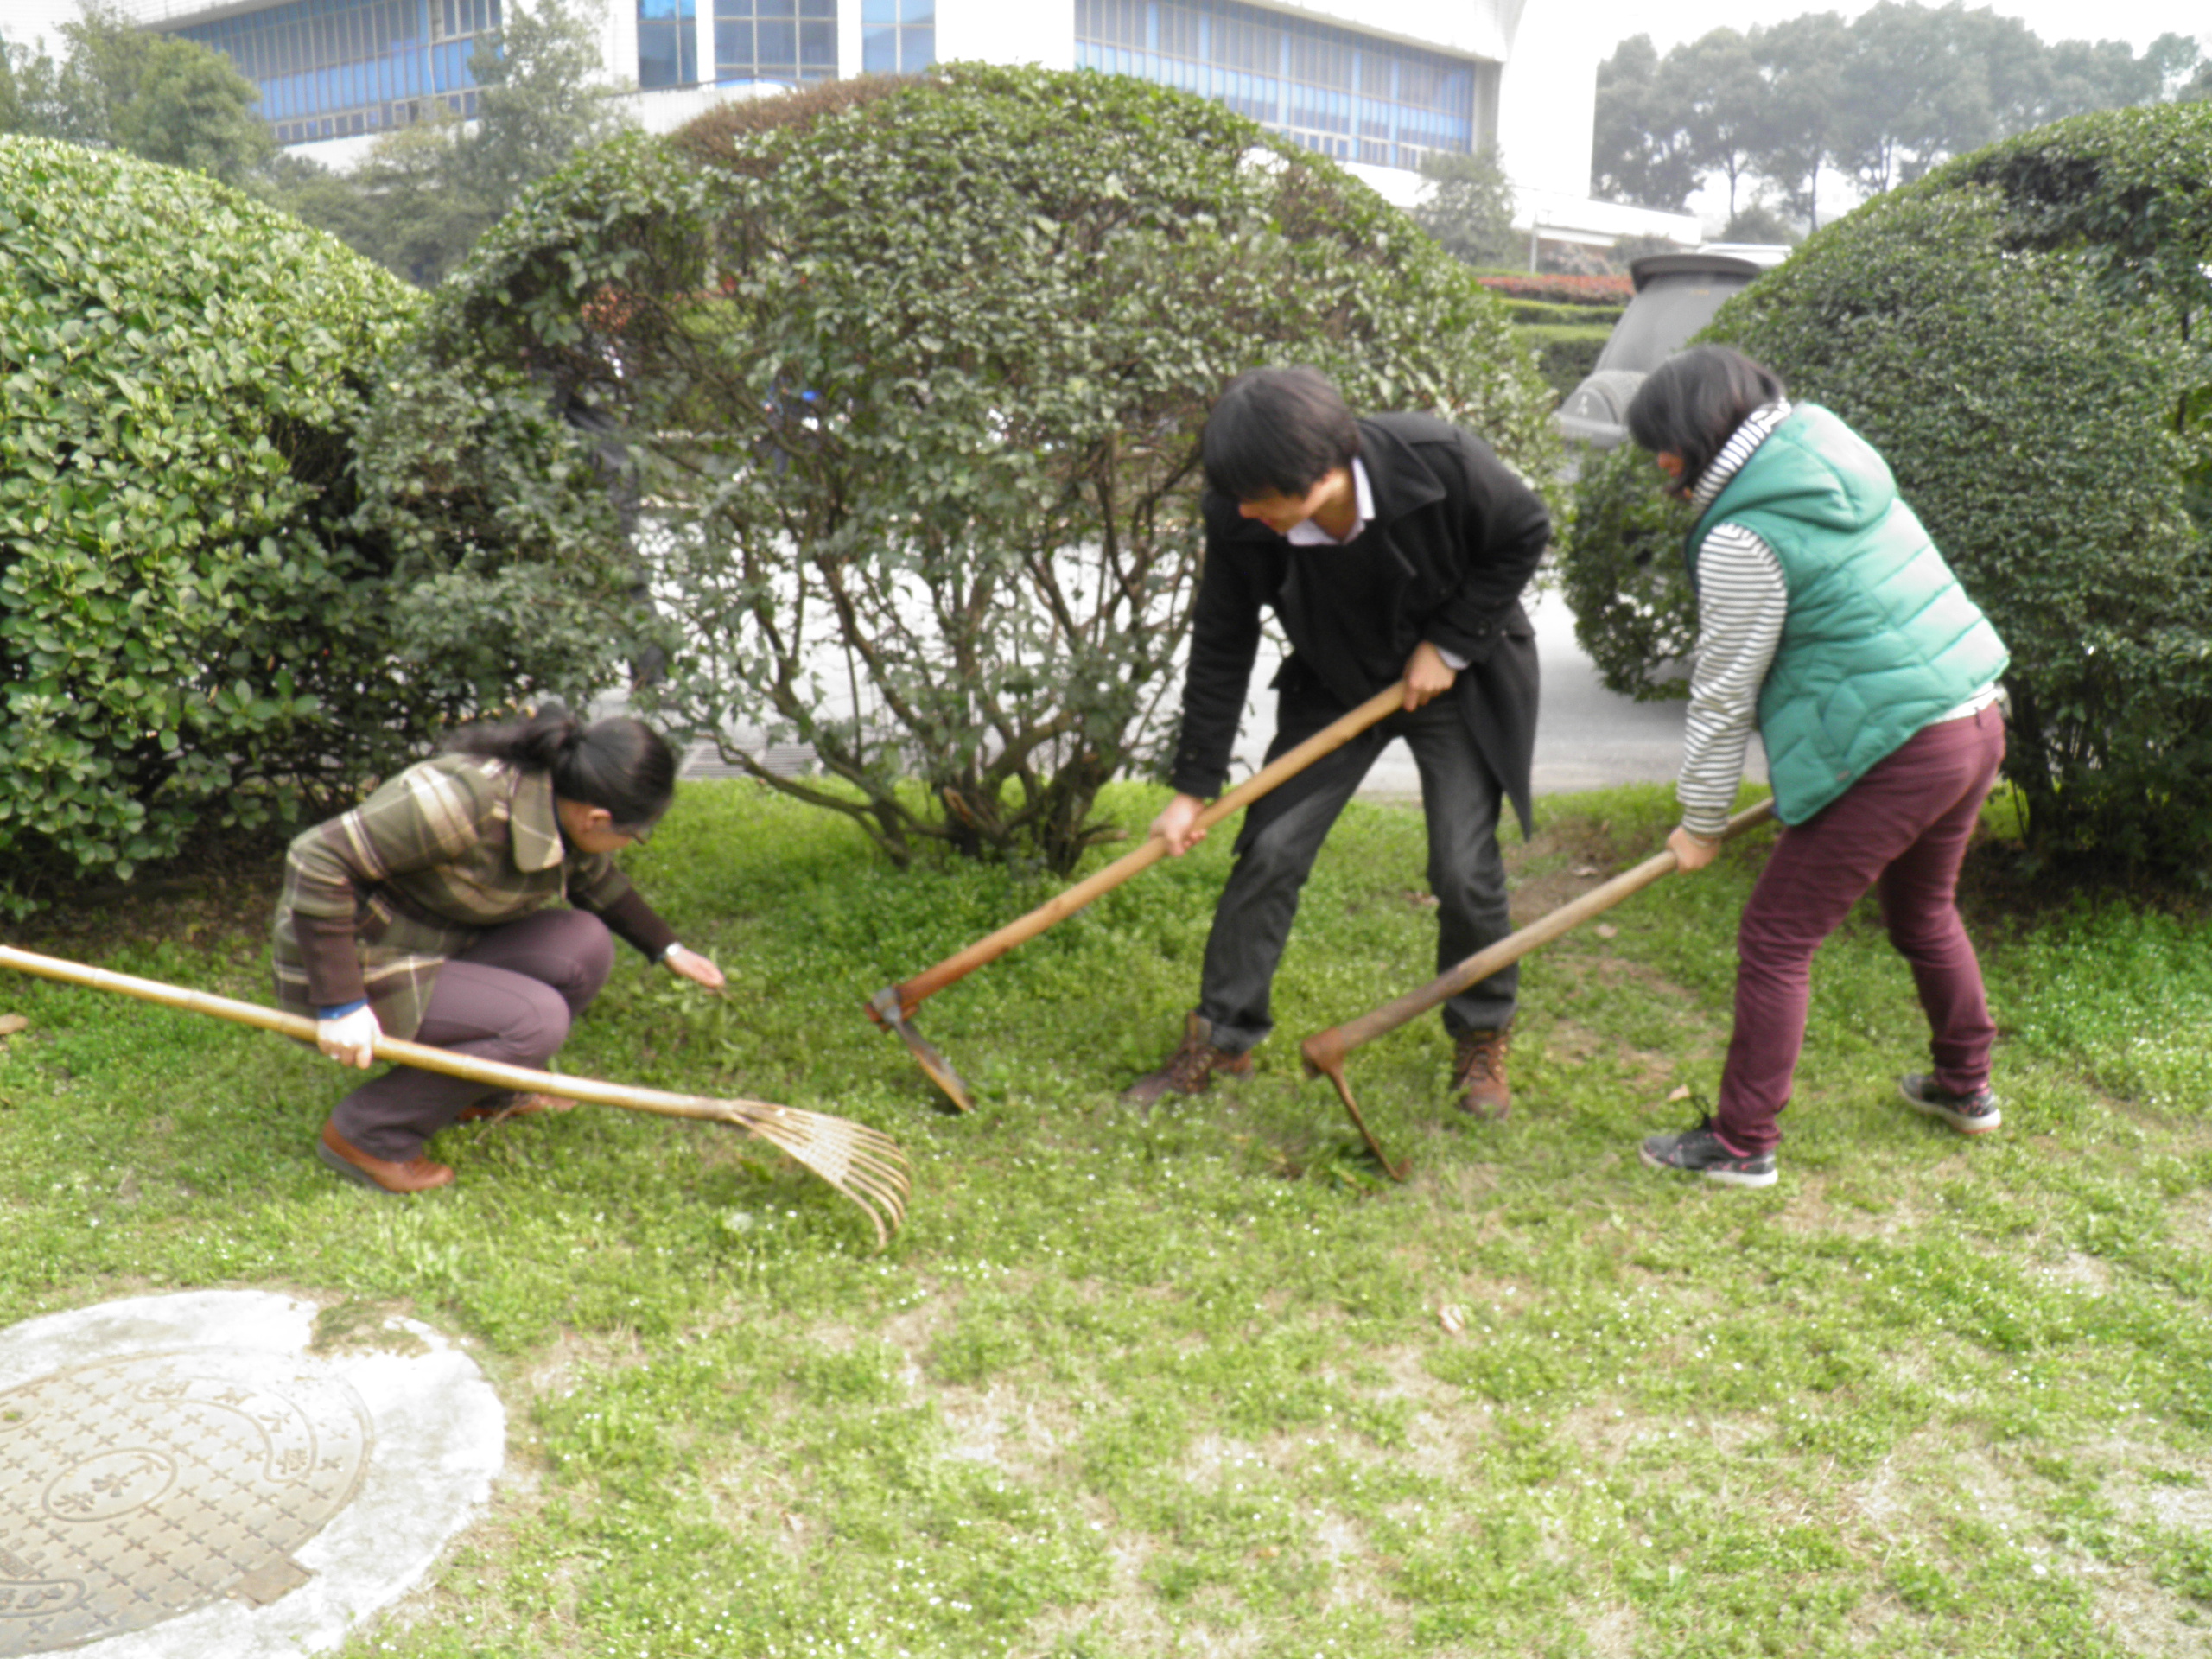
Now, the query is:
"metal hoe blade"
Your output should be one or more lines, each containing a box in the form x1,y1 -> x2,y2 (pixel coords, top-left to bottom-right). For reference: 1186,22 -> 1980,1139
1300,1030 -> 1411,1181
867,985 -> 976,1113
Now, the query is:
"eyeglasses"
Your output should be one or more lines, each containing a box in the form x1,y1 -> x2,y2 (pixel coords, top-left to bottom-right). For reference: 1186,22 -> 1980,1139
613,821 -> 654,846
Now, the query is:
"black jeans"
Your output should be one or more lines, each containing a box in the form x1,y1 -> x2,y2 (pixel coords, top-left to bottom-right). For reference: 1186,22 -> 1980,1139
1197,693 -> 1516,1052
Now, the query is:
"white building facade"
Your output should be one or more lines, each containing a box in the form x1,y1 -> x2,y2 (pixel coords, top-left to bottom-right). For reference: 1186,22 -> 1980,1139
121,0 -> 1694,246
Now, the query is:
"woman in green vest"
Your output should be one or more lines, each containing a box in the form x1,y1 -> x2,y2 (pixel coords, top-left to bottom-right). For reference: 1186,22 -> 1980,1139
1623,346 -> 2010,1188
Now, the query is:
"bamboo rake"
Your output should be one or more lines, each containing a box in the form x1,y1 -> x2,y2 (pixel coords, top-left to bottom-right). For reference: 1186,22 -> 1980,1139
0,944 -> 912,1248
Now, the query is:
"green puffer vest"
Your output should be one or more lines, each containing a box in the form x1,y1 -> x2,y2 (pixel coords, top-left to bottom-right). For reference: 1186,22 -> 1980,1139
1688,405 -> 2008,824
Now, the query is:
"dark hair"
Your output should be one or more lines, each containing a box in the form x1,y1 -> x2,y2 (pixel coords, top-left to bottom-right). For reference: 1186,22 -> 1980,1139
1201,366 -> 1361,500
1625,346 -> 1789,494
444,706 -> 677,829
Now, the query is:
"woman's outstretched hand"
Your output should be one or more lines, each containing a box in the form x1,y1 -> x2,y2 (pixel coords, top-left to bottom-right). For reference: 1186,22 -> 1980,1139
665,944 -> 727,991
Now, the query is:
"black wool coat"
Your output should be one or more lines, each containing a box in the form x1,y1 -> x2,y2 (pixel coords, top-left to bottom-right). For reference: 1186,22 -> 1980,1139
1166,412 -> 1549,836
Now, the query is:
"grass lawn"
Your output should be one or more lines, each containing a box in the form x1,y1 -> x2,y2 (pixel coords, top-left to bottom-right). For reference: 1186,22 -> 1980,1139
3,779 -> 2209,1657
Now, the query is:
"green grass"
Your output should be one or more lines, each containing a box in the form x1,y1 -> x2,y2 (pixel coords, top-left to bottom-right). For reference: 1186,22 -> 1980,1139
3,779 -> 2210,1657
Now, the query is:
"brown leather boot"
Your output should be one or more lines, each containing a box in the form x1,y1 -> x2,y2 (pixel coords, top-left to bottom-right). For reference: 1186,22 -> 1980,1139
1451,1027 -> 1512,1120
316,1120 -> 455,1193
458,1091 -> 577,1123
1121,1012 -> 1253,1109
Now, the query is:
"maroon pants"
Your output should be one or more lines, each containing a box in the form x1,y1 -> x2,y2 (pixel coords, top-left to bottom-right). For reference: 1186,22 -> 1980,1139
331,908 -> 615,1160
1715,705 -> 2005,1154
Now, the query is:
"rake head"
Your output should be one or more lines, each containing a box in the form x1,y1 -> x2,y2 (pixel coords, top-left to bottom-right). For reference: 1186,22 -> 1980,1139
709,1098 -> 913,1248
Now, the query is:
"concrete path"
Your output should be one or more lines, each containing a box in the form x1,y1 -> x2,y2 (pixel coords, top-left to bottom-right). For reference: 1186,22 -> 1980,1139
658,582 -> 1764,804
1223,584 -> 1762,801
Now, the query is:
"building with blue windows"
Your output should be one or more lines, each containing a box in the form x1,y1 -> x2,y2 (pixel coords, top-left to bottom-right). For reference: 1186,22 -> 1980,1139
105,0 -> 1694,248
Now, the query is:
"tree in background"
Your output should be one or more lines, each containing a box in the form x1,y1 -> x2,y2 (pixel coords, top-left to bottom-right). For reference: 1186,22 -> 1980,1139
1410,147 -> 1519,269
462,0 -> 626,213
1749,10 -> 1847,227
0,2 -> 269,186
1595,5 -> 2207,222
263,0 -> 626,285
1718,202 -> 1798,245
1669,28 -> 1766,219
1592,35 -> 1699,211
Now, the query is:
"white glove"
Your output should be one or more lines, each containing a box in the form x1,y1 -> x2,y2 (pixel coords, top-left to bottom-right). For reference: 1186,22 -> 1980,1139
317,1006 -> 383,1071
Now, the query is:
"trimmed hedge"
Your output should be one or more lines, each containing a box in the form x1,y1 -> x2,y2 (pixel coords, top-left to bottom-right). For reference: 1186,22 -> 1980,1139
1519,323 -> 1616,399
1560,103 -> 2212,881
1474,271 -> 1633,307
0,137 -> 648,912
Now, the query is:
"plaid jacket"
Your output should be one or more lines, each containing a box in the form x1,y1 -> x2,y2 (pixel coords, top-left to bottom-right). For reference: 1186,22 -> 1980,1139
271,754 -> 678,1039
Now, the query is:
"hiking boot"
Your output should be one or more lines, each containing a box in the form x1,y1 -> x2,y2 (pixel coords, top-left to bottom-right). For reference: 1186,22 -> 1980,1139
1450,1027 -> 1512,1120
1121,1012 -> 1252,1109
1639,1114 -> 1778,1188
316,1120 -> 454,1193
1897,1073 -> 2001,1135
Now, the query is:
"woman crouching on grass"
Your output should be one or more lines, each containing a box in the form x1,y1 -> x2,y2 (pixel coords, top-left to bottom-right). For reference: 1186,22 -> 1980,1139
273,708 -> 725,1193
1627,346 -> 2010,1189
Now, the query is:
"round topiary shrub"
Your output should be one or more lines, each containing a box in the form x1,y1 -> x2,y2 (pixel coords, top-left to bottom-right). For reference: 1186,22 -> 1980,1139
397,63 -> 1561,874
1559,102 -> 2212,883
0,137 -> 650,912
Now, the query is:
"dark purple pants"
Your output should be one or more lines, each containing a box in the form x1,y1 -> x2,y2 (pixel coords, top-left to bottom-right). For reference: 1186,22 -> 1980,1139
1715,705 -> 2005,1154
331,908 -> 614,1160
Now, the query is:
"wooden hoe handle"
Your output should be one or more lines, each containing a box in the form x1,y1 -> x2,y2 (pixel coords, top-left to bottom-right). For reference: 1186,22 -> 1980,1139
877,680 -> 1409,1019
1301,797 -> 1778,1076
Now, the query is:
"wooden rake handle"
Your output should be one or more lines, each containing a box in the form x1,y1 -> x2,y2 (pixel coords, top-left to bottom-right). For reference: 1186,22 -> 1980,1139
0,943 -> 776,1125
876,679 -> 1409,1019
1301,798 -> 1777,1077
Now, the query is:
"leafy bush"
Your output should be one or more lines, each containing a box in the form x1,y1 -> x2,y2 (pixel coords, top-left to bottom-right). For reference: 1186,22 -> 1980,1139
1555,443 -> 1700,697
401,64 -> 1560,873
0,137 -> 648,912
1518,323 -> 1616,399
1559,103 -> 2212,880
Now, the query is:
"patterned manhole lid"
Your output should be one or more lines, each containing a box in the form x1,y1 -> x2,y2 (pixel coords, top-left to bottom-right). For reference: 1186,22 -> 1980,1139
0,1350 -> 372,1656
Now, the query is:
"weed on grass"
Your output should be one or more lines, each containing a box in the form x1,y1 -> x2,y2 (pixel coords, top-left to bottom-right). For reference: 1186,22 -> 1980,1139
2,779 -> 2209,1656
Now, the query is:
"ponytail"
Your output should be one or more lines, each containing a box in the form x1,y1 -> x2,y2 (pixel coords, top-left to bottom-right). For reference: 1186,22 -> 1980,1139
443,705 -> 677,828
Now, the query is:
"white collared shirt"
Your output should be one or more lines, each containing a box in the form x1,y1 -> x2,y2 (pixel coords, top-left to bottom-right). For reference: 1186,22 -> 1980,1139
1284,458 -> 1375,546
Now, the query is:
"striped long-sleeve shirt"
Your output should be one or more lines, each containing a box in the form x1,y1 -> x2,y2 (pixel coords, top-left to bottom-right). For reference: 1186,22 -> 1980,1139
1676,400 -> 1793,839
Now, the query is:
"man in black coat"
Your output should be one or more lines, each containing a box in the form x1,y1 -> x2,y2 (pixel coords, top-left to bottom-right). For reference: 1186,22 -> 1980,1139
1125,366 -> 1548,1118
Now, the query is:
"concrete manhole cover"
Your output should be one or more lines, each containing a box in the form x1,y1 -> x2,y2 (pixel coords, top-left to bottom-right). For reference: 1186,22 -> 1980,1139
0,1292 -> 503,1658
0,1351 -> 372,1654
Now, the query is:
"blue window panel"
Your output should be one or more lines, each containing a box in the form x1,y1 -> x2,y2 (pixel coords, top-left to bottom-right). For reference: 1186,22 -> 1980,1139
1072,0 -> 1476,169
861,23 -> 896,73
861,0 -> 894,23
899,27 -> 932,72
639,25 -> 686,86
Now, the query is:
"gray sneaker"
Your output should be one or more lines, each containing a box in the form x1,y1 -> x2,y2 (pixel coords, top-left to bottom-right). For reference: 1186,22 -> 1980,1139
1898,1074 -> 2001,1135
1639,1115 -> 1778,1188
